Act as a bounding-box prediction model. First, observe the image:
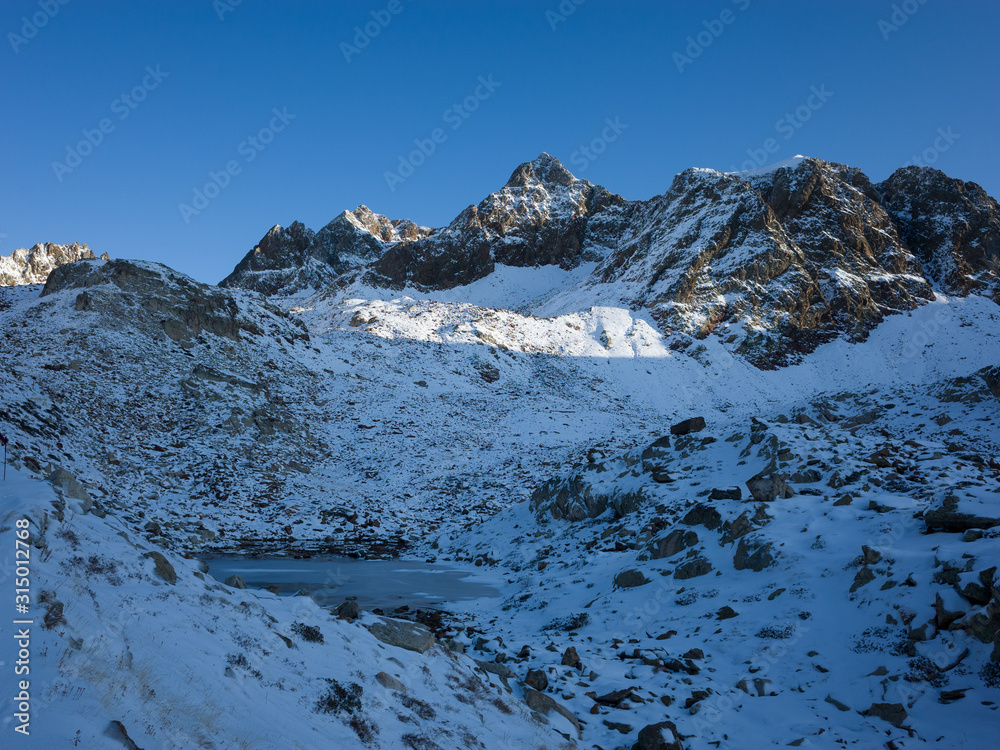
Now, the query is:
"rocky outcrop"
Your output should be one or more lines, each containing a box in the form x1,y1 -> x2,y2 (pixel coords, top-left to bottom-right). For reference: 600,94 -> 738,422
370,153 -> 625,289
220,209 -> 429,295
43,258 -> 309,347
878,166 -> 1000,303
530,473 -> 645,522
0,242 -> 107,286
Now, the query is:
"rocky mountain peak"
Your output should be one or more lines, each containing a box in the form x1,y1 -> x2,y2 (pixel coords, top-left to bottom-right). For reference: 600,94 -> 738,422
0,241 -> 108,286
504,152 -> 577,189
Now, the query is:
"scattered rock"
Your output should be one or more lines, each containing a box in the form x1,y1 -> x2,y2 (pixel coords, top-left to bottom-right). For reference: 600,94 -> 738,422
709,486 -> 741,501
850,567 -> 875,593
674,556 -> 713,580
681,503 -> 722,530
366,617 -> 435,654
525,668 -> 548,691
376,672 -> 406,692
336,600 -> 360,621
733,537 -> 775,571
636,720 -> 684,750
825,695 -> 850,712
861,545 -> 882,565
143,551 -> 177,584
716,606 -> 738,620
614,569 -> 651,589
523,686 -> 581,735
862,702 -> 908,728
745,473 -> 794,502
561,646 -> 580,668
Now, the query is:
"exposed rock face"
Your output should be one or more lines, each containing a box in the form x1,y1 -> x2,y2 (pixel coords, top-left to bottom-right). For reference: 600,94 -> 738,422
43,258 -> 308,347
530,473 -> 645,522
878,166 -> 1000,303
220,154 -> 1000,368
0,242 -> 106,286
370,152 -> 625,288
220,209 -> 429,295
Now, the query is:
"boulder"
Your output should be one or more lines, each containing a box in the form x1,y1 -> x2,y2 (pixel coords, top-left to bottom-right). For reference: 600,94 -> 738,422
524,668 -> 548,691
224,574 -> 247,589
614,569 -> 651,589
681,503 -> 722,530
336,600 -> 360,621
523,686 -> 582,736
561,646 -> 580,668
745,473 -> 794,502
375,672 -> 406,692
46,467 -> 92,508
674,556 -> 713,580
647,529 -> 699,560
365,617 -> 435,654
143,552 -> 177,584
709,486 -> 741,501
636,720 -> 684,750
861,702 -> 908,728
925,495 -> 1000,532
670,417 -> 706,436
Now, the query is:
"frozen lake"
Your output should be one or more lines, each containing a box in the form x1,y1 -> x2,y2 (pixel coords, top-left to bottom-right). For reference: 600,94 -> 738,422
203,556 -> 501,611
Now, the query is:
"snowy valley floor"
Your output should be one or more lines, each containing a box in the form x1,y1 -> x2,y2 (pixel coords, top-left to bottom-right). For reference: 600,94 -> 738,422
1,273 -> 999,749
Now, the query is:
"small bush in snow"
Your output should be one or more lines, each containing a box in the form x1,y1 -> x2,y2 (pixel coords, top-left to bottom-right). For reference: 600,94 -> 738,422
315,678 -> 363,715
541,612 -> 590,632
979,662 -> 1000,689
291,622 -> 324,643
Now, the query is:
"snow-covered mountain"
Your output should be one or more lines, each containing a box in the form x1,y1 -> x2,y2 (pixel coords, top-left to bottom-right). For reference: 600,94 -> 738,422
223,154 -> 999,367
0,241 -> 107,286
2,154 -> 999,749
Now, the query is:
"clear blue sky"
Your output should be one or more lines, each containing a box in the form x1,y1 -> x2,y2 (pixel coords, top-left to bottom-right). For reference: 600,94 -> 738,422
2,0 -> 997,284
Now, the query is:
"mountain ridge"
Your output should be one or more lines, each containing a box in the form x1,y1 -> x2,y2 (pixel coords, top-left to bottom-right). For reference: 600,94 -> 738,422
221,154 -> 1000,367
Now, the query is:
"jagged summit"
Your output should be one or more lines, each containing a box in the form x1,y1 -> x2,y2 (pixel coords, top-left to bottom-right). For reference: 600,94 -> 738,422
0,241 -> 108,286
504,152 -> 578,189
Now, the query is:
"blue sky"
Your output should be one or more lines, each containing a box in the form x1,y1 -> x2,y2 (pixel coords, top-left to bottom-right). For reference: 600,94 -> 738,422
2,0 -> 997,284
